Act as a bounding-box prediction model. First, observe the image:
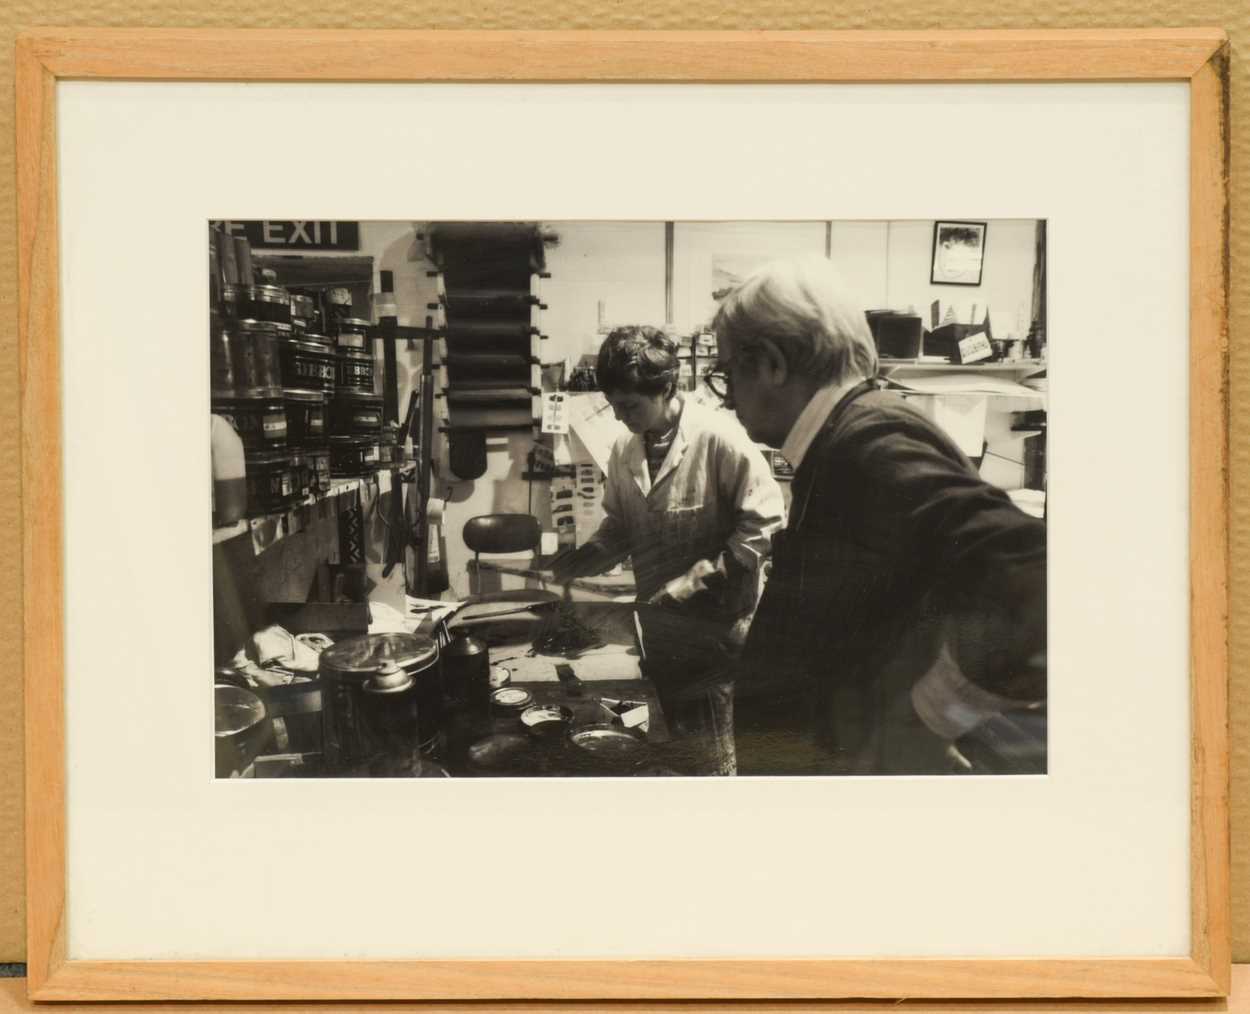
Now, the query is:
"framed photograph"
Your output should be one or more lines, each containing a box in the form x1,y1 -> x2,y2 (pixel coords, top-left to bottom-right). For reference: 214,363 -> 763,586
930,219 -> 988,285
17,28 -> 1229,1003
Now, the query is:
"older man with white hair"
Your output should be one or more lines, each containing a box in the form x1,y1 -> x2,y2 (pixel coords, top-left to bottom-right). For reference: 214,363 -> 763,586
706,256 -> 1047,775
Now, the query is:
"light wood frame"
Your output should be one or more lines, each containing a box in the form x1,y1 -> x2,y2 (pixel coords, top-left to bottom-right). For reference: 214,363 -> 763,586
16,28 -> 1230,1003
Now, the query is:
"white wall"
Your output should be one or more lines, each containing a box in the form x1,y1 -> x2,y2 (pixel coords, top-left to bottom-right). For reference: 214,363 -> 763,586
886,219 -> 1037,335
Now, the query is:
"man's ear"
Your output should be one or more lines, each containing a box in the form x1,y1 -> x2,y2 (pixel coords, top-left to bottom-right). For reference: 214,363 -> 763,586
756,338 -> 789,387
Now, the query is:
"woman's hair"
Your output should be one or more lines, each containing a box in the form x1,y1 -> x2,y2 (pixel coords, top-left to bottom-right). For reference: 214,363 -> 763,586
595,325 -> 681,397
712,256 -> 877,385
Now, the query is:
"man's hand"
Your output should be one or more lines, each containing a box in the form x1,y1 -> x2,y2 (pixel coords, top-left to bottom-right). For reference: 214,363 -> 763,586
647,558 -> 720,608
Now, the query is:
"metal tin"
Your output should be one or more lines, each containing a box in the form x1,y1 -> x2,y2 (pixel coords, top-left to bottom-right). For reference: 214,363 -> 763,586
219,283 -> 243,319
441,631 -> 490,710
214,397 -> 287,451
304,446 -> 331,495
336,348 -> 375,393
280,337 -> 337,393
209,319 -> 236,398
568,724 -> 647,760
319,633 -> 442,772
244,451 -> 299,516
335,317 -> 372,350
289,293 -> 317,329
231,319 -> 284,397
215,683 -> 272,777
329,435 -> 381,478
490,686 -> 533,718
301,331 -> 335,347
521,704 -> 573,738
330,390 -> 383,436
283,389 -> 327,447
242,283 -> 292,325
488,665 -> 511,690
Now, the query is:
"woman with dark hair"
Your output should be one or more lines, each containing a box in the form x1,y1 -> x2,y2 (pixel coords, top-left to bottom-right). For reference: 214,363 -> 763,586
552,326 -> 784,772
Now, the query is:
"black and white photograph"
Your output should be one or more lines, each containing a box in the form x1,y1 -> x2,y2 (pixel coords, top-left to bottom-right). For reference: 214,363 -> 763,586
931,220 -> 989,285
210,219 -> 1048,780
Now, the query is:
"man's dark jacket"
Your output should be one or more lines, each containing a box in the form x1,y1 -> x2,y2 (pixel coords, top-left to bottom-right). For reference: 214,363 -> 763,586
736,381 -> 1047,775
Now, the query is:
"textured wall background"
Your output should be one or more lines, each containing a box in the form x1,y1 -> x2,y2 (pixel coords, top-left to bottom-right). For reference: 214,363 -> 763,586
2,3 -> 1246,964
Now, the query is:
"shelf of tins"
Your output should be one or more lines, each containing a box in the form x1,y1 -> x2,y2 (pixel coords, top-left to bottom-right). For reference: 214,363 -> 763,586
213,466 -> 413,556
424,223 -> 548,434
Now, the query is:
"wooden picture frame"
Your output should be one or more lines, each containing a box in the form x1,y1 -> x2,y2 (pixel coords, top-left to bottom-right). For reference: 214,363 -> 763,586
17,28 -> 1230,1003
930,219 -> 988,286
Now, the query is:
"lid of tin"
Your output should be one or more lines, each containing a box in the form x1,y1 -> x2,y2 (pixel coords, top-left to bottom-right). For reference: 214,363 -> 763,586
569,725 -> 645,757
244,451 -> 294,466
444,632 -> 489,659
521,704 -> 573,732
488,665 -> 511,690
337,318 -> 372,330
284,336 -> 336,355
272,322 -> 294,335
363,661 -> 415,695
320,632 -> 438,680
328,435 -> 378,445
283,388 -> 326,403
301,332 -> 334,345
247,284 -> 289,302
236,317 -> 277,333
491,686 -> 533,710
333,389 -> 382,402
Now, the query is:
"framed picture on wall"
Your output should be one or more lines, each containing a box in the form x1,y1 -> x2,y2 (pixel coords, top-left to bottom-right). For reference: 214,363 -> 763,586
931,219 -> 988,285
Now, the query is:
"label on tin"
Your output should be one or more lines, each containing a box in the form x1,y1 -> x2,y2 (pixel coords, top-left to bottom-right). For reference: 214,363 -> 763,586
354,411 -> 381,428
364,445 -> 380,462
263,413 -> 286,435
280,475 -> 292,496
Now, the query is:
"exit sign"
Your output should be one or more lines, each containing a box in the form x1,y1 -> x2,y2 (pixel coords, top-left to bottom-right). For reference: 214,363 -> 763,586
212,220 -> 360,251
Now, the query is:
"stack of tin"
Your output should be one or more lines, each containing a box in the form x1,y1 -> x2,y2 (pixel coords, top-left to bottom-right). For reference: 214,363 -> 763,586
210,226 -> 386,517
210,231 -> 301,517
329,317 -> 384,477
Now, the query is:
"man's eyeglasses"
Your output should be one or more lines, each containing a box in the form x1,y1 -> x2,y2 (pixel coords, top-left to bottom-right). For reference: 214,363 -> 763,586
701,358 -> 736,402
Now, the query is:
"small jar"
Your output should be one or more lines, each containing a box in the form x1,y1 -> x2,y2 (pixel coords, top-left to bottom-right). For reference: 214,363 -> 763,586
213,397 -> 287,451
330,391 -> 383,437
242,284 -> 292,326
232,319 -> 283,397
335,317 -> 372,351
329,436 -> 381,478
283,389 -> 328,447
245,451 -> 299,516
336,348 -> 375,393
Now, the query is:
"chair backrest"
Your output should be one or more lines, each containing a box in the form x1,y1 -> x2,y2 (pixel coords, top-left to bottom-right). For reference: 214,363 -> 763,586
462,513 -> 541,556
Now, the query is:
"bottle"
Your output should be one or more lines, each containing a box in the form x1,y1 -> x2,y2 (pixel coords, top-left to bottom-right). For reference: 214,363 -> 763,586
211,414 -> 247,525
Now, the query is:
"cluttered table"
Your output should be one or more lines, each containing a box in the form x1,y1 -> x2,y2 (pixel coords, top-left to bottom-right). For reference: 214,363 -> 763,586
228,600 -> 726,779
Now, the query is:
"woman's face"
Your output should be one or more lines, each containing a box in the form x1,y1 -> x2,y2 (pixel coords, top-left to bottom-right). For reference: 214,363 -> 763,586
606,389 -> 670,435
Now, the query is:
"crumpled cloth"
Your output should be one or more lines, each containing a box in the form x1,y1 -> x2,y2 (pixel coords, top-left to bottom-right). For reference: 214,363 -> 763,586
229,625 -> 334,687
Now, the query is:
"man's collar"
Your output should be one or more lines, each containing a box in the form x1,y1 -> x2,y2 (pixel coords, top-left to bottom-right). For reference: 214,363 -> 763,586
779,377 -> 866,472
